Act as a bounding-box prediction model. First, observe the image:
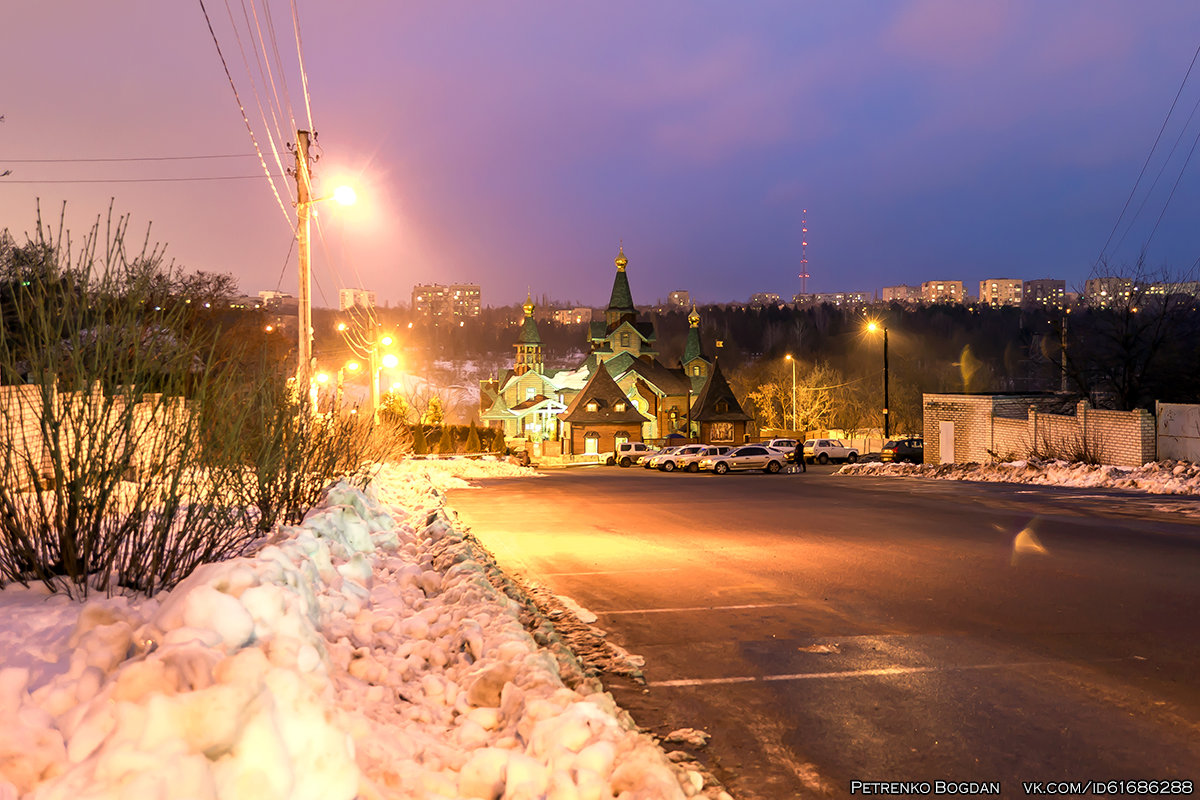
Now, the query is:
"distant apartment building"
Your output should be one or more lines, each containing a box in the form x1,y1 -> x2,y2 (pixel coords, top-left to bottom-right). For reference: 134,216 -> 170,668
881,285 -> 921,303
1084,277 -> 1133,308
668,290 -> 691,308
1144,281 -> 1200,299
338,287 -> 377,312
553,307 -> 594,325
229,295 -> 264,310
796,291 -> 870,308
1022,279 -> 1066,309
749,292 -> 782,309
979,279 -> 1023,307
258,291 -> 297,313
921,280 -> 965,304
411,283 -> 482,323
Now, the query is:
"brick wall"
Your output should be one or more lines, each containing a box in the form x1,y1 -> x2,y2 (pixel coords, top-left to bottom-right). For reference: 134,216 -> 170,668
1,383 -> 193,488
923,393 -> 1157,467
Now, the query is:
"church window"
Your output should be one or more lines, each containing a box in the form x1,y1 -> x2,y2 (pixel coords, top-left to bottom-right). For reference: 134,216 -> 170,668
620,332 -> 630,347
526,387 -> 535,400
692,365 -> 701,376
716,400 -> 729,414
615,401 -> 626,412
584,432 -> 600,454
586,400 -> 599,412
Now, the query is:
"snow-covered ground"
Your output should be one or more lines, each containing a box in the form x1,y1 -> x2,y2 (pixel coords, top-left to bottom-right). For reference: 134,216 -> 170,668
0,457 -> 716,800
840,458 -> 1200,495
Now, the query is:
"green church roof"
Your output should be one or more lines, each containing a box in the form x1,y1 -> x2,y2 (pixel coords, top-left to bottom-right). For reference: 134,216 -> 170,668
517,314 -> 541,344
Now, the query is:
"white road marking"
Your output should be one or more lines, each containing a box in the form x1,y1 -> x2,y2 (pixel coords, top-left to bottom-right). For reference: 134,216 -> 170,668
647,658 -> 1129,688
601,602 -> 806,615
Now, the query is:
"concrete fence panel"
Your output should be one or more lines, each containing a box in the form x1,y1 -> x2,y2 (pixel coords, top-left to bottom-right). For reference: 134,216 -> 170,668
1157,402 -> 1200,462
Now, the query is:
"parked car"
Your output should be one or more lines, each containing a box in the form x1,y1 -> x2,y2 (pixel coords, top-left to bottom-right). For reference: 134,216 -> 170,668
643,446 -> 683,469
671,444 -> 732,473
764,438 -> 800,461
697,444 -> 787,474
803,438 -> 860,464
614,441 -> 657,467
656,444 -> 711,472
881,437 -> 924,464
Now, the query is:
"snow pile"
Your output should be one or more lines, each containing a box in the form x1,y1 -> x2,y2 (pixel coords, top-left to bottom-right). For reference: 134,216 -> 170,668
0,460 -> 690,799
386,455 -> 539,492
840,458 -> 1200,495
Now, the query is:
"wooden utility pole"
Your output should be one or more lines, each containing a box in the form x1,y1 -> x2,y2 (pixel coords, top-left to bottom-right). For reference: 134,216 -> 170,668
295,130 -> 313,398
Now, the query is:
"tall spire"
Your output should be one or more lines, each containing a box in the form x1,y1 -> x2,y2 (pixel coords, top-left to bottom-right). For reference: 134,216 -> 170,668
514,292 -> 543,375
606,242 -> 636,330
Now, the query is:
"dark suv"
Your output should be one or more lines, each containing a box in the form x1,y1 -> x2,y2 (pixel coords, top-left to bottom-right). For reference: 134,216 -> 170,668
881,438 -> 924,464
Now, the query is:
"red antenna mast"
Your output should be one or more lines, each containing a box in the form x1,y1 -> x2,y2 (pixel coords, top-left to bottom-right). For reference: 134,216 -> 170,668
798,209 -> 810,295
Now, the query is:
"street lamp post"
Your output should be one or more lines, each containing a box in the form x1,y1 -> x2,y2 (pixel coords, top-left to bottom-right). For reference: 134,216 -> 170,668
785,354 -> 796,433
292,128 -> 356,403
867,322 -> 890,439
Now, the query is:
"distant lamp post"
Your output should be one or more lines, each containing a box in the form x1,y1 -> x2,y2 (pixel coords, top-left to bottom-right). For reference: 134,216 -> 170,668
866,321 -> 890,438
785,354 -> 796,433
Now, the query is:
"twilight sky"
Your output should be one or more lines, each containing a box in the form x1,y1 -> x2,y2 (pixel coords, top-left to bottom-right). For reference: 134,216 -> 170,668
4,1 -> 1200,308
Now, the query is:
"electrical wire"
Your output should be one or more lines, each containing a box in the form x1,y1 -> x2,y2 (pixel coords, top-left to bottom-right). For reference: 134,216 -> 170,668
196,0 -> 293,228
2,175 -> 269,184
1093,38 -> 1200,274
225,0 -> 293,195
290,0 -> 314,132
1110,90 -> 1200,256
2,154 -> 256,163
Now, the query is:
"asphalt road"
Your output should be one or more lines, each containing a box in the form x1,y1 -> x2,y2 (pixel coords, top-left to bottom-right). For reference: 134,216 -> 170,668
445,465 -> 1200,799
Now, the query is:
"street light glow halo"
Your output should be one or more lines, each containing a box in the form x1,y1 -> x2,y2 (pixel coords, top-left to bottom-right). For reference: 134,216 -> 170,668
333,185 -> 357,206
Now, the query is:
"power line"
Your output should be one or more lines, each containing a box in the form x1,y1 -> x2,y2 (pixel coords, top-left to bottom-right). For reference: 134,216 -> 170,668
1,174 -> 269,184
196,0 -> 293,226
1093,37 -> 1200,273
1,153 -> 256,164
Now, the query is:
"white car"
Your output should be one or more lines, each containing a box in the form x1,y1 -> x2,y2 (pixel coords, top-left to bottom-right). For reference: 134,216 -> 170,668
656,444 -> 711,472
614,441 -> 657,468
697,444 -> 787,475
643,446 -> 683,469
676,445 -> 732,472
764,438 -> 801,462
803,438 -> 860,464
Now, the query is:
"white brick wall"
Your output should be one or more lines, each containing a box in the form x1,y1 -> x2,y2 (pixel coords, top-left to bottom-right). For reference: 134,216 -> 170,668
923,394 -> 1156,467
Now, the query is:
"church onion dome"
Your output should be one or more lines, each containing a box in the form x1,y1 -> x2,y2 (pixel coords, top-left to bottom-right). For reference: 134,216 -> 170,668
523,293 -> 535,317
614,244 -> 628,272
688,304 -> 700,328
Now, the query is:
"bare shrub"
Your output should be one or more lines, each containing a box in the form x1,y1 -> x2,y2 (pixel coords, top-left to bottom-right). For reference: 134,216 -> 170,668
0,206 -> 253,597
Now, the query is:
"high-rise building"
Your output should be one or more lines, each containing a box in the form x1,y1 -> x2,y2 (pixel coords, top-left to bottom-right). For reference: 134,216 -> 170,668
979,279 -> 1023,307
552,307 -> 593,325
411,283 -> 482,323
338,288 -> 377,311
881,285 -> 921,303
1084,277 -> 1133,308
1022,279 -> 1066,309
749,292 -> 782,309
921,280 -> 965,304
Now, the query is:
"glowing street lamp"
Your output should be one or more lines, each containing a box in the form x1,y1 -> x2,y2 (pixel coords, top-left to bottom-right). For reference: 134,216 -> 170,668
866,321 -> 890,438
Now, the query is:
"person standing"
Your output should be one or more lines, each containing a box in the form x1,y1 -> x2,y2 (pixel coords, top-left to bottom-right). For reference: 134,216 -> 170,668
794,441 -> 807,472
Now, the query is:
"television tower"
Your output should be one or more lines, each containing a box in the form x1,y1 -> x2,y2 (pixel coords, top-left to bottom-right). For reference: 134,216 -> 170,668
798,209 -> 810,295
